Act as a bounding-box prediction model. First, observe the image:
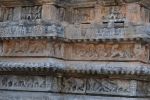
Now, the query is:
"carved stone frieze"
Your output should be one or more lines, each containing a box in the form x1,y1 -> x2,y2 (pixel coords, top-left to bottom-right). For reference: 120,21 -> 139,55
0,20 -> 64,38
62,77 -> 86,94
87,78 -> 137,96
64,43 -> 149,62
0,41 -> 148,62
0,40 -> 62,57
21,6 -> 42,20
64,21 -> 150,40
1,75 -> 150,97
0,75 -> 54,92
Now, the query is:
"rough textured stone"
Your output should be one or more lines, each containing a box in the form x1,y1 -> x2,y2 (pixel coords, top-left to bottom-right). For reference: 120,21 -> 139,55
0,0 -> 150,99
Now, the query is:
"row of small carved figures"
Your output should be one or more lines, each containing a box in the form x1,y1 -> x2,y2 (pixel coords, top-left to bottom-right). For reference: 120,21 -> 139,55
0,75 -> 133,93
0,24 -> 64,36
0,76 -> 46,88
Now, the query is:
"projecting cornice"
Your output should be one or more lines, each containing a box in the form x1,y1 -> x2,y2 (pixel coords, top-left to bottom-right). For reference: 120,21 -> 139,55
1,0 -> 150,9
0,59 -> 150,80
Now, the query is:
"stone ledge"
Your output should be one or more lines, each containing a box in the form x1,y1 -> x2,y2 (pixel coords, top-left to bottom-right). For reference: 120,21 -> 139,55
0,60 -> 150,77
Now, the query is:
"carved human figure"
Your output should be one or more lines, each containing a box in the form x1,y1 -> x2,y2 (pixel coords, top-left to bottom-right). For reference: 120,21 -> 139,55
16,23 -> 26,35
32,6 -> 41,20
87,44 -> 96,57
15,40 -> 30,53
133,43 -> 141,59
116,28 -> 124,37
96,44 -> 107,57
51,24 -> 57,35
96,29 -> 104,37
107,20 -> 114,28
53,43 -> 61,57
33,20 -> 45,35
74,44 -> 87,57
29,41 -> 46,53
124,45 -> 133,58
140,46 -> 148,60
26,7 -> 32,20
111,44 -> 124,58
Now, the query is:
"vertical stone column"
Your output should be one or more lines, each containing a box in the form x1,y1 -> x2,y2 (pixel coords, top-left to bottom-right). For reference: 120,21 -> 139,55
42,5 -> 59,21
126,3 -> 141,22
94,6 -> 103,23
13,7 -> 21,21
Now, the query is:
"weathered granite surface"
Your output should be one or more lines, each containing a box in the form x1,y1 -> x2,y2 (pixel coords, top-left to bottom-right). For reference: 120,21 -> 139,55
0,0 -> 150,99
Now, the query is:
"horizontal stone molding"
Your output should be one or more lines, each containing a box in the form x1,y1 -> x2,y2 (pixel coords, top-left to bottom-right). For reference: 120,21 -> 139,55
0,91 -> 150,100
0,61 -> 150,77
0,40 -> 148,62
0,74 -> 149,97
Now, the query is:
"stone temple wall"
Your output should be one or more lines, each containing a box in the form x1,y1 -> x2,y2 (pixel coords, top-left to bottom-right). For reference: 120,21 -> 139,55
0,0 -> 150,99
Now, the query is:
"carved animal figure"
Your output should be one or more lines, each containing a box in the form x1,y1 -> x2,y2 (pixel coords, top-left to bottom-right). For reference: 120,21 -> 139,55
3,41 -> 16,56
33,76 -> 45,88
6,76 -> 21,87
15,40 -> 30,53
63,77 -> 85,91
113,80 -> 130,93
24,76 -> 34,88
111,44 -> 124,58
29,41 -> 46,53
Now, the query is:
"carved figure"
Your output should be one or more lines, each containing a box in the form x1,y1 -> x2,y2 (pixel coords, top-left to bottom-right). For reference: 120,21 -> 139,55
24,76 -> 34,88
96,44 -> 107,57
111,44 -> 124,58
3,41 -> 16,56
33,20 -> 45,35
15,40 -> 30,53
26,7 -> 32,20
29,41 -> 46,53
53,43 -> 61,57
85,23 -> 97,39
33,76 -> 45,88
63,77 -> 85,91
107,20 -> 114,28
133,43 -> 141,59
8,8 -> 13,21
32,6 -> 41,20
74,44 -> 87,57
87,44 -> 96,57
16,23 -> 26,35
1,22 -> 12,36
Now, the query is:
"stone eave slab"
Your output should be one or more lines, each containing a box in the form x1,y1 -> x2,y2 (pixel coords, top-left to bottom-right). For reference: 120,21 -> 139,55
0,58 -> 150,79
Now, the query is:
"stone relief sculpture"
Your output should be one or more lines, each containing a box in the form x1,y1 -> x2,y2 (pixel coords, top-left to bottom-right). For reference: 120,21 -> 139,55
0,75 -> 53,90
0,1 -> 150,99
87,78 -> 135,95
71,43 -> 148,62
21,6 -> 42,20
62,77 -> 86,93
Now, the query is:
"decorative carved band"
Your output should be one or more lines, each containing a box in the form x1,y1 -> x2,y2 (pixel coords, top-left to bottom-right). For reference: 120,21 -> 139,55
0,75 -> 150,97
0,41 -> 148,62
